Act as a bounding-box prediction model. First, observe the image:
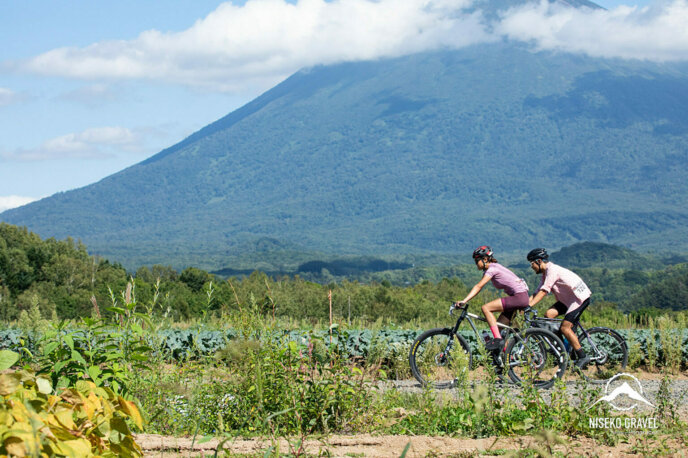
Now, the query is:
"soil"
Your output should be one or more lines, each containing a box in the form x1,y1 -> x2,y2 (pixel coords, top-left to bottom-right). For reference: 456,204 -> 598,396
135,432 -> 685,457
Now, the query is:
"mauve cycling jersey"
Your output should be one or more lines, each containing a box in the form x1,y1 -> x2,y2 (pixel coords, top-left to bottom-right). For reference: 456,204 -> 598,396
484,263 -> 528,296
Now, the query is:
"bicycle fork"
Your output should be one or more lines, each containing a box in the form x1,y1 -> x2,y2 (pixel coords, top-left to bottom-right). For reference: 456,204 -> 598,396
439,314 -> 464,358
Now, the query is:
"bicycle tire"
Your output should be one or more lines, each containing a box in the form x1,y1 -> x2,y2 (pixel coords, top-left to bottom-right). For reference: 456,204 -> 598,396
409,328 -> 472,389
505,328 -> 568,389
577,327 -> 628,384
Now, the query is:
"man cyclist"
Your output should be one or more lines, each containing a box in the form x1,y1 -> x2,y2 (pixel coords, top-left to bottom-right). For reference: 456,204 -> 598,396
454,246 -> 529,351
526,248 -> 592,369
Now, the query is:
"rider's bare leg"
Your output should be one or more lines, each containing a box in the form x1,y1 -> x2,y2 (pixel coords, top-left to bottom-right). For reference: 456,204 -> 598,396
560,320 -> 581,350
545,308 -> 559,319
482,298 -> 505,338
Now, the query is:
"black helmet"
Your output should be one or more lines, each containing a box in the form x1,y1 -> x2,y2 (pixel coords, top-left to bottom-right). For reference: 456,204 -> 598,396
472,245 -> 493,260
527,248 -> 549,262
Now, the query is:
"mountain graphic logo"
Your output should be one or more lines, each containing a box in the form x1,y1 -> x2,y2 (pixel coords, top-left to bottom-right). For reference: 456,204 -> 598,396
587,373 -> 655,412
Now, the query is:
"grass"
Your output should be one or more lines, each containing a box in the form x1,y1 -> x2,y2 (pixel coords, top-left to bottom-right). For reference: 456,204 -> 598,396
4,281 -> 688,456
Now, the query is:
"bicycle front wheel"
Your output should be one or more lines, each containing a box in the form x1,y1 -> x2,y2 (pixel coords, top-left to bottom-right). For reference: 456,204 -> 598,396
577,327 -> 628,383
409,328 -> 472,389
506,328 -> 567,389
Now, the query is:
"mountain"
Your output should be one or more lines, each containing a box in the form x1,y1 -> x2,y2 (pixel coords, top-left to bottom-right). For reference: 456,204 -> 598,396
549,242 -> 658,270
3,1 -> 688,270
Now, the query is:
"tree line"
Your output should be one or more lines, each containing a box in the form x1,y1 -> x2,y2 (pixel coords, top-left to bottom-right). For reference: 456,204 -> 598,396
1,223 -> 686,324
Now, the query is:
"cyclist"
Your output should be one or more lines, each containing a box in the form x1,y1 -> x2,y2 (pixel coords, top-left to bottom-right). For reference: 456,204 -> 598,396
453,246 -> 529,351
526,247 -> 592,369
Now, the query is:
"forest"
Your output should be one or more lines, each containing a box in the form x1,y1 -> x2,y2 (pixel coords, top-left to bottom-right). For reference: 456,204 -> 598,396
1,222 -> 686,325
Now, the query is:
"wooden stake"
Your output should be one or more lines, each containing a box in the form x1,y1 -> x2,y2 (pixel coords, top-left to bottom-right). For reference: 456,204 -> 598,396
328,289 -> 333,344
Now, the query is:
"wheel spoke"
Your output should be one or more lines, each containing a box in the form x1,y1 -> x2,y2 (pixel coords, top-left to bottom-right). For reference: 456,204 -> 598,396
507,329 -> 567,389
577,328 -> 628,383
409,329 -> 471,388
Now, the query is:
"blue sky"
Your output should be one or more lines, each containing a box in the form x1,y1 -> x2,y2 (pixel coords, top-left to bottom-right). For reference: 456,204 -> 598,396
1,0 -> 680,212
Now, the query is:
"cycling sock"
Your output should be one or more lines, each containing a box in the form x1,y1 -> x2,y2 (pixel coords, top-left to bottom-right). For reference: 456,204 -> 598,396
575,348 -> 587,358
490,325 -> 501,339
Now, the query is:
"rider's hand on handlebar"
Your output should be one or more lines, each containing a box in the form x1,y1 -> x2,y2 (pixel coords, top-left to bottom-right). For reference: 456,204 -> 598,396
450,301 -> 466,315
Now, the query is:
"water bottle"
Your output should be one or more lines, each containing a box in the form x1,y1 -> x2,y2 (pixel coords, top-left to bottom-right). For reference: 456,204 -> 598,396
562,336 -> 570,352
481,330 -> 491,344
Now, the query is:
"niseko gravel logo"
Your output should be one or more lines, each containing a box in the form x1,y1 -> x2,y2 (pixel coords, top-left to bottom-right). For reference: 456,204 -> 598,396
588,373 -> 655,412
587,373 -> 659,431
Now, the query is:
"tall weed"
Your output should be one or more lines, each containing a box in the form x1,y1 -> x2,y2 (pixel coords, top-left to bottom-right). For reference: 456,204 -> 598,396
645,317 -> 657,371
658,316 -> 683,373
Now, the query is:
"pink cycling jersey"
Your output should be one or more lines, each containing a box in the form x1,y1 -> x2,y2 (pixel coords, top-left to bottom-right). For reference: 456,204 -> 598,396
537,262 -> 591,312
484,263 -> 528,296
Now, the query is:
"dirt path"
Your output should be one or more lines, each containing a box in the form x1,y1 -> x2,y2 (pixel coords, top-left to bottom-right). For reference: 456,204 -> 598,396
136,432 -> 682,457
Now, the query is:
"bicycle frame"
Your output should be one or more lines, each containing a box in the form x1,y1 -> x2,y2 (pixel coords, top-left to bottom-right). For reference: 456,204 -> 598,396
450,305 -> 512,345
448,305 -> 540,369
530,315 -> 605,362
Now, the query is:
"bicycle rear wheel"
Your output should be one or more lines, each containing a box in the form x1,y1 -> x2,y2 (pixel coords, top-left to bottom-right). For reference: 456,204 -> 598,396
506,328 -> 567,389
577,327 -> 628,383
409,328 -> 472,389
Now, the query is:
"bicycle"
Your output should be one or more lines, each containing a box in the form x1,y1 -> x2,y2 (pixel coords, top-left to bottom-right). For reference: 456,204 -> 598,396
530,313 -> 628,383
409,303 -> 568,389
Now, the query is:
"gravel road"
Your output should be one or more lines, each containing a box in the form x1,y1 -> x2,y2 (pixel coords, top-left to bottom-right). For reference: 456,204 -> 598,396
383,375 -> 688,417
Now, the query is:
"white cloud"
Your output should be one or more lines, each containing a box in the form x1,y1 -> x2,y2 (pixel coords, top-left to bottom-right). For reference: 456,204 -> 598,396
8,0 -> 688,95
0,195 -> 38,212
15,0 -> 491,92
498,0 -> 688,61
0,126 -> 143,162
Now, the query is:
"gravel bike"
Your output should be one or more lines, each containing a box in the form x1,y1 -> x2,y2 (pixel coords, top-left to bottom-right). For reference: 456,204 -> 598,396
409,303 -> 568,389
530,314 -> 628,383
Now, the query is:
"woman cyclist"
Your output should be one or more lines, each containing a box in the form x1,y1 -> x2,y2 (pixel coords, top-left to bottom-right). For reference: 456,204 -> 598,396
453,246 -> 529,351
526,248 -> 592,369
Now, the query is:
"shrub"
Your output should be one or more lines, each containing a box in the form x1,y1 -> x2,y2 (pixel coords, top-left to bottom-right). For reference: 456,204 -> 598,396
0,351 -> 143,457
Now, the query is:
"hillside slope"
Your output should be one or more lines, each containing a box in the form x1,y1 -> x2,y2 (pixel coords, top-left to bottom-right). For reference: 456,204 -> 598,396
3,40 -> 688,269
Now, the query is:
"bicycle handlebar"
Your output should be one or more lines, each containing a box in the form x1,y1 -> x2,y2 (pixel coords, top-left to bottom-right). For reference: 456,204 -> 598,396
523,307 -> 538,322
449,301 -> 468,315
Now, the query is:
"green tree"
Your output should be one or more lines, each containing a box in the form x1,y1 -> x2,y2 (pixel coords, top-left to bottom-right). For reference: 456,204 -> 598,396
179,267 -> 214,292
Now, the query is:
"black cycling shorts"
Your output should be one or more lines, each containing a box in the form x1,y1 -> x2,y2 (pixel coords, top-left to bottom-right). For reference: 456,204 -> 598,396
550,298 -> 590,325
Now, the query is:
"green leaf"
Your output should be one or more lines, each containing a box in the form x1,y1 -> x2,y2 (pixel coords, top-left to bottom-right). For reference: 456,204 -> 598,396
57,376 -> 71,390
36,377 -> 52,395
88,366 -> 102,382
53,360 -> 68,373
0,350 -> 20,371
134,314 -> 154,328
129,354 -> 149,362
76,380 -> 93,393
131,322 -> 143,335
43,341 -> 60,356
400,441 -> 412,458
71,350 -> 88,367
96,420 -> 111,438
63,335 -> 75,351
